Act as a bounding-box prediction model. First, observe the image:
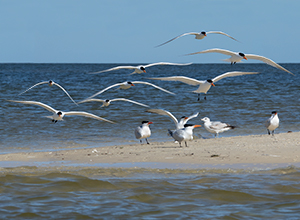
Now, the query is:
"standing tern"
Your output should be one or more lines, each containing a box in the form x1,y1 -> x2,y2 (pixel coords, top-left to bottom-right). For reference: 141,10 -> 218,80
7,100 -> 115,124
18,80 -> 78,105
149,71 -> 259,100
146,108 -> 199,129
78,98 -> 149,108
265,111 -> 279,136
186,48 -> 294,75
168,124 -> 201,147
156,31 -> 238,47
135,121 -> 153,144
89,62 -> 192,75
201,117 -> 235,138
86,81 -> 175,100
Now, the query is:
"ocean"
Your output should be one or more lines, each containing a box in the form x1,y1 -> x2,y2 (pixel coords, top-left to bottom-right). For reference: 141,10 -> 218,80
0,63 -> 299,218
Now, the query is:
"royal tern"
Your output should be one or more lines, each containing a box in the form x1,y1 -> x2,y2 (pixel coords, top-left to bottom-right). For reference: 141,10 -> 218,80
265,111 -> 279,136
201,117 -> 235,138
168,124 -> 201,147
7,100 -> 115,124
146,108 -> 199,129
86,81 -> 175,100
78,98 -> 149,108
186,48 -> 294,75
156,31 -> 238,47
89,62 -> 192,75
135,121 -> 153,144
149,71 -> 259,100
18,80 -> 78,105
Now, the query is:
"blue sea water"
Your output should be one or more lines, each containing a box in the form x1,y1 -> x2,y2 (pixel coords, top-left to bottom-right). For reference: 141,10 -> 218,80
0,63 -> 299,219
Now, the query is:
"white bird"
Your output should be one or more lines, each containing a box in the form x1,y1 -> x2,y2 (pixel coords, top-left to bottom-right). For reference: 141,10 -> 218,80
18,80 -> 78,105
201,117 -> 235,138
186,48 -> 294,75
86,81 -> 175,100
149,71 -> 259,100
7,100 -> 115,124
89,62 -> 192,75
78,98 -> 149,108
146,108 -> 199,129
168,124 -> 201,147
135,121 -> 153,144
156,31 -> 238,47
265,111 -> 279,136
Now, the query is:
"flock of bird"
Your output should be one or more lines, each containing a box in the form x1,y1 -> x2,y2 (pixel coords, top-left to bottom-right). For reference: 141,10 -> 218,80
8,29 -> 289,147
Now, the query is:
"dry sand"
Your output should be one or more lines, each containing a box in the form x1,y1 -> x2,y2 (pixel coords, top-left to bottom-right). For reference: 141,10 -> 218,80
0,132 -> 299,169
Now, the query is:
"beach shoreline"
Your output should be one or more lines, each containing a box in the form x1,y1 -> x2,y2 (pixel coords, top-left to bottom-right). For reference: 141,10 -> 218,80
0,132 -> 299,170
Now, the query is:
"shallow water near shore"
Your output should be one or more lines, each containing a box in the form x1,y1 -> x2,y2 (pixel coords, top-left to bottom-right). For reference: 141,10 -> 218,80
0,165 -> 299,219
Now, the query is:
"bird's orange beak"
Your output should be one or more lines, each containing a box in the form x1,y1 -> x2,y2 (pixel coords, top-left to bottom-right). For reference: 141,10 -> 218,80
211,83 -> 215,87
184,117 -> 189,120
244,56 -> 248,60
204,34 -> 207,36
148,121 -> 153,124
143,70 -> 146,73
131,84 -> 135,86
194,125 -> 201,128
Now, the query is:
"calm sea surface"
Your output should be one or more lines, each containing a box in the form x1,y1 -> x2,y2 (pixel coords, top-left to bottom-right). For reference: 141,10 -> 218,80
0,63 -> 299,218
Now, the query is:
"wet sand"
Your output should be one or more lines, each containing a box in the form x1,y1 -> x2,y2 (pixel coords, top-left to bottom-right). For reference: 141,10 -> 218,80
0,132 -> 299,169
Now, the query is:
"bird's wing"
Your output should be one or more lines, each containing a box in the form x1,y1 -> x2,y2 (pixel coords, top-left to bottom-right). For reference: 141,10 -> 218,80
18,81 -> 48,95
64,111 -> 115,123
89,66 -> 136,74
210,121 -> 228,130
245,54 -> 294,75
7,100 -> 57,113
186,112 -> 199,123
53,82 -> 78,105
155,32 -> 200,47
144,62 -> 192,68
78,99 -> 105,104
206,31 -> 239,41
132,81 -> 175,95
185,48 -> 236,56
111,98 -> 149,107
85,83 -> 122,100
146,109 -> 178,125
212,71 -> 260,83
148,76 -> 203,86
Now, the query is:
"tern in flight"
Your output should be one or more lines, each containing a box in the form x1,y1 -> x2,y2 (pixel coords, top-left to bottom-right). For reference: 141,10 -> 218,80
156,30 -> 238,47
85,81 -> 175,100
146,108 -> 199,130
89,62 -> 192,75
7,100 -> 115,124
78,98 -> 149,108
18,80 -> 78,105
265,111 -> 279,136
149,71 -> 259,100
201,117 -> 235,138
135,121 -> 153,144
186,48 -> 294,75
168,124 -> 201,147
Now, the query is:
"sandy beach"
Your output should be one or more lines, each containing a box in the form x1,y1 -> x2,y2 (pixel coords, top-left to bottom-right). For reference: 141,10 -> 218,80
0,132 -> 299,169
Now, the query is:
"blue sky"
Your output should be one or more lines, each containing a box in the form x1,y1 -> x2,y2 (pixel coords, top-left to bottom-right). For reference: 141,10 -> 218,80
1,0 -> 299,63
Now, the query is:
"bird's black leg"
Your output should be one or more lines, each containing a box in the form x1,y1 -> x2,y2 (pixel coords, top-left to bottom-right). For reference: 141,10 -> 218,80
146,138 -> 150,144
197,94 -> 200,101
272,131 -> 275,136
267,129 -> 270,135
185,141 -> 188,147
234,62 -> 236,64
140,140 -> 142,144
55,120 -> 57,123
204,95 -> 207,100
52,119 -> 55,123
231,62 -> 233,65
